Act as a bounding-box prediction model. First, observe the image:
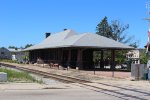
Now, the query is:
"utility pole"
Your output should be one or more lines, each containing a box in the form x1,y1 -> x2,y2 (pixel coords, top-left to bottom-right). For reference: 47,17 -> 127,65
145,1 -> 150,55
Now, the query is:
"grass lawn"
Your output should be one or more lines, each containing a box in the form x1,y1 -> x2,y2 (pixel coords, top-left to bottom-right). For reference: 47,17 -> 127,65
0,68 -> 42,83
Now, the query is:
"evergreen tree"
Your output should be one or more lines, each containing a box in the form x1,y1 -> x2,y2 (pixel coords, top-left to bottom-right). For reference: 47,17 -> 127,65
96,16 -> 112,38
24,44 -> 33,49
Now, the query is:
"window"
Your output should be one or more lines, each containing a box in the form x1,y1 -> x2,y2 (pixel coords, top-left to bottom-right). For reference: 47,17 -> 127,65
1,52 -> 4,55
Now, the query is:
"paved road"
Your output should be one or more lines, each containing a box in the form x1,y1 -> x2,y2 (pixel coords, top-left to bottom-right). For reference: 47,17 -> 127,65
0,82 -> 150,100
0,88 -> 131,100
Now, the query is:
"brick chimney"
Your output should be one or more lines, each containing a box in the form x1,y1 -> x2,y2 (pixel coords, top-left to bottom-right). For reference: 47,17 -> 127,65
64,29 -> 67,31
45,33 -> 51,38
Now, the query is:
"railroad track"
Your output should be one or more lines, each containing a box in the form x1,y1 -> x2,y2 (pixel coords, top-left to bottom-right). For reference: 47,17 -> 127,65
0,63 -> 109,92
0,63 -> 148,100
0,63 -> 112,91
0,63 -> 91,84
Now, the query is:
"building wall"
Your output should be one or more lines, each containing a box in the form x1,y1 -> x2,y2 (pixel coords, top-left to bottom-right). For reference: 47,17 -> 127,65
8,49 -> 26,62
0,48 -> 11,59
126,50 -> 140,64
15,52 -> 26,62
29,48 -> 94,69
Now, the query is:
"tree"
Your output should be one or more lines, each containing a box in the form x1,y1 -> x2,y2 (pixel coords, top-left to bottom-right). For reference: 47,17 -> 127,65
140,49 -> 148,64
8,46 -> 18,50
96,17 -> 133,44
8,44 -> 33,50
96,16 -> 112,38
110,20 -> 131,44
24,44 -> 33,49
95,17 -> 138,68
129,42 -> 139,48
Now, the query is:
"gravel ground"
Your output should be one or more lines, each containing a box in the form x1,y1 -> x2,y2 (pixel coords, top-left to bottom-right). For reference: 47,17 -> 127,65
0,62 -> 131,82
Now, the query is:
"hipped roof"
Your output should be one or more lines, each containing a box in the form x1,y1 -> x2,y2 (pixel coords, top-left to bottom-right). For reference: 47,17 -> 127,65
25,29 -> 133,51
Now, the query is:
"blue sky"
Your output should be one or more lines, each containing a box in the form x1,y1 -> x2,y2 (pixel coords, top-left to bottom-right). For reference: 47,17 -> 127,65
0,0 -> 149,48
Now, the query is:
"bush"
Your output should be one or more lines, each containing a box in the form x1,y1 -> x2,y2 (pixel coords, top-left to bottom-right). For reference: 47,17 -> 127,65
126,59 -> 132,71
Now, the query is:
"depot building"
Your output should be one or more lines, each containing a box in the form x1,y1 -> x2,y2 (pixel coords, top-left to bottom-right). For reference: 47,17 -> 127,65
25,29 -> 133,70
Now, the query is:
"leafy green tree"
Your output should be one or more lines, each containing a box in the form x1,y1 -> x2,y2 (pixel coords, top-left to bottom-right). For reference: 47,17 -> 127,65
110,20 -> 131,44
8,46 -> 18,50
129,42 -> 139,48
8,44 -> 33,50
115,50 -> 127,64
140,49 -> 148,64
95,17 -> 138,69
96,17 -> 133,45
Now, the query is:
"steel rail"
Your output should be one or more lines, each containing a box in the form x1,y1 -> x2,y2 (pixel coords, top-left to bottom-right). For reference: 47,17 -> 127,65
0,63 -> 147,100
0,63 -> 91,83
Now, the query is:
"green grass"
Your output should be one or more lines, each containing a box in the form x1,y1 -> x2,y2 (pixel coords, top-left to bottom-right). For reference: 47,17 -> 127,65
0,68 -> 42,83
0,59 -> 18,63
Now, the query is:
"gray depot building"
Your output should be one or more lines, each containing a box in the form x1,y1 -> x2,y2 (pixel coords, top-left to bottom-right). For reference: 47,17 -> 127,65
25,29 -> 133,70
